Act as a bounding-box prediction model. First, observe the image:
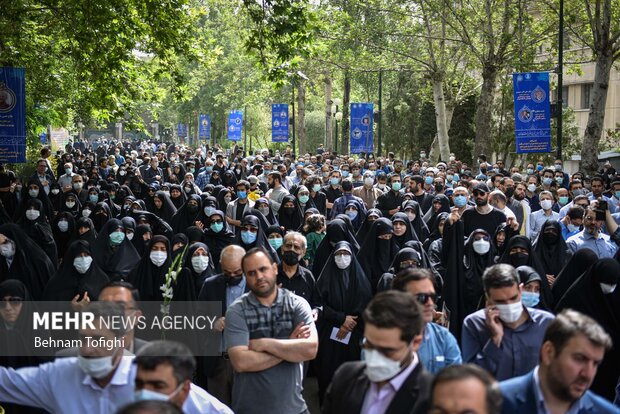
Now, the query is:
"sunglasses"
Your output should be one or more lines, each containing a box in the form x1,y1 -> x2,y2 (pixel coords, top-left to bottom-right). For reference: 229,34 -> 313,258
472,191 -> 487,197
414,293 -> 438,305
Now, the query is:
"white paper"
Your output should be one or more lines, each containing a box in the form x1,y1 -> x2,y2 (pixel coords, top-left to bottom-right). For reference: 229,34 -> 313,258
330,327 -> 352,344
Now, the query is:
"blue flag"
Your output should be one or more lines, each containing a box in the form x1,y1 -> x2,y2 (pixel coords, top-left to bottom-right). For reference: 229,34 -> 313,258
0,67 -> 26,163
271,104 -> 289,142
513,72 -> 551,153
199,114 -> 211,139
350,103 -> 374,154
177,123 -> 187,138
228,110 -> 242,141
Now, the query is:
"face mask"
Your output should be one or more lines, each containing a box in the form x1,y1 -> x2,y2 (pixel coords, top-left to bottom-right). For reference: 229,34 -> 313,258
342,171 -> 350,178
134,384 -> 183,403
536,165 -> 544,171
109,231 -> 125,246
600,283 -> 617,294
204,206 -> 215,216
472,239 -> 490,255
224,196 -> 232,204
566,223 -> 579,232
334,254 -> 351,269
555,164 -> 562,171
73,183 -> 83,191
190,255 -> 210,273
234,190 -> 247,199
258,206 -> 270,216
312,184 -> 321,192
205,166 -> 213,172
330,178 -> 340,186
82,209 -> 92,218
555,177 -> 563,185
241,230 -> 257,245
558,196 -> 569,205
363,348 -> 404,382
150,251 -> 167,267
51,188 -> 60,195
298,195 -> 309,204
126,232 -> 134,241
572,188 -> 585,197
322,171 -> 330,177
615,191 -> 620,199
526,168 -> 534,175
0,241 -> 16,257
184,186 -> 192,193
119,170 -> 127,176
89,194 -> 98,203
540,199 -> 553,210
527,184 -> 537,193
446,174 -> 454,182
364,177 -> 374,186
268,238 -> 283,250
26,210 -> 40,221
521,291 -> 540,308
424,176 -> 433,185
454,195 -> 467,208
510,252 -> 529,267
77,352 -> 118,379
392,182 -> 401,191
543,177 -> 553,186
29,189 -> 39,198
282,250 -> 300,266
210,222 -> 223,233
73,256 -> 93,274
406,212 -> 416,221
377,183 -> 386,190
346,210 -> 358,220
58,220 -> 69,232
495,301 -> 523,324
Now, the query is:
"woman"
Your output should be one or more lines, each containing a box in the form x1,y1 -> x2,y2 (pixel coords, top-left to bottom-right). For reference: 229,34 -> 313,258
307,176 -> 327,215
423,212 -> 449,253
179,242 -> 215,296
235,215 -> 279,262
51,212 -> 77,262
277,194 -> 303,232
551,247 -> 598,302
312,218 -> 360,277
532,220 -> 570,287
16,198 -> 58,267
127,236 -> 171,301
254,197 -> 279,226
516,265 -> 547,310
15,179 -> 54,223
132,224 -> 153,257
295,185 -> 317,213
424,194 -> 451,231
76,217 -> 97,246
391,212 -> 419,248
203,210 -> 236,273
91,201 -> 112,232
185,226 -> 205,245
402,200 -> 430,242
344,200 -> 364,232
42,240 -> 109,301
356,218 -> 400,291
151,190 -> 177,223
170,194 -> 202,234
355,208 -> 382,244
58,191 -> 82,219
376,247 -> 423,292
91,219 -> 140,281
314,241 -> 372,402
171,233 -> 189,261
169,184 -> 186,209
121,216 -> 137,242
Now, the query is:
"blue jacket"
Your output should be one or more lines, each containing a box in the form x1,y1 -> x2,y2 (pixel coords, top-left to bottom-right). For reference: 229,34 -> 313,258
500,370 -> 619,414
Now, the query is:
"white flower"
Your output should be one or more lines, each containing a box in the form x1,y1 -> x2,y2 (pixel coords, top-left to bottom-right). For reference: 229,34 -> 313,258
170,270 -> 178,282
160,303 -> 170,315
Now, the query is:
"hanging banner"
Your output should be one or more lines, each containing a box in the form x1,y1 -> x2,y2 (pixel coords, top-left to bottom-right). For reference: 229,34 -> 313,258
513,72 -> 551,153
228,110 -> 242,141
350,102 -> 374,154
177,123 -> 187,138
271,104 -> 289,142
50,128 -> 69,151
0,67 -> 26,163
199,114 -> 211,139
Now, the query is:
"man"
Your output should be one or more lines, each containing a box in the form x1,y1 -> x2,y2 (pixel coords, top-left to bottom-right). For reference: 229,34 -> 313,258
560,205 -> 585,240
72,173 -> 89,203
392,269 -> 462,374
265,171 -> 289,214
323,290 -> 432,414
195,159 -> 214,191
276,232 -> 321,321
462,264 -> 555,381
323,169 -> 343,214
353,171 -> 382,210
58,162 -> 76,191
225,180 -> 254,233
461,183 -> 509,237
30,158 -> 55,195
489,190 -> 516,221
331,179 -> 366,219
452,186 -> 471,215
505,179 -> 528,235
198,245 -> 247,405
530,191 -> 561,240
429,364 -> 503,414
133,340 -> 232,413
410,175 -> 435,214
143,158 -> 163,185
351,164 -> 364,188
566,204 -> 620,258
500,310 -> 617,414
376,173 -> 405,218
225,247 -> 318,414
589,176 -> 616,213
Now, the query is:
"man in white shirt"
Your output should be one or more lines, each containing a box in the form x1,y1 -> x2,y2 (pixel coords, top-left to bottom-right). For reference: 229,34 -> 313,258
530,191 -> 560,240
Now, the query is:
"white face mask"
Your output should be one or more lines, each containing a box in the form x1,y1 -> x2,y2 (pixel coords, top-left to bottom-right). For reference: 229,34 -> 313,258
600,283 -> 617,294
82,209 -> 92,218
567,223 -> 579,233
134,383 -> 183,403
66,201 -> 76,209
191,255 -> 210,273
540,199 -> 553,210
495,301 -> 523,324
126,232 -> 134,241
51,189 -> 60,195
77,350 -> 119,379
0,240 -> 16,258
259,206 -> 270,216
334,255 -> 351,269
472,239 -> 490,255
73,256 -> 93,274
150,251 -> 167,267
364,177 -> 374,186
363,348 -> 404,382
58,220 -> 69,232
25,210 -> 40,221
527,184 -> 537,193
28,189 -> 39,198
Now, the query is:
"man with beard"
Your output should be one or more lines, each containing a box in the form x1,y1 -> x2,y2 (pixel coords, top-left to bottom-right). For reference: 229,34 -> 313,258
500,177 -> 527,235
499,310 -> 617,414
224,247 -> 318,414
461,183 -> 510,237
265,171 -> 289,215
566,204 -> 619,258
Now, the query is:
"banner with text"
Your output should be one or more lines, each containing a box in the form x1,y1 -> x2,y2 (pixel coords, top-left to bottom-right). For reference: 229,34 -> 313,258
350,102 -> 374,154
513,72 -> 551,153
177,123 -> 187,138
228,110 -> 242,141
199,114 -> 211,139
271,104 -> 289,142
0,67 -> 26,163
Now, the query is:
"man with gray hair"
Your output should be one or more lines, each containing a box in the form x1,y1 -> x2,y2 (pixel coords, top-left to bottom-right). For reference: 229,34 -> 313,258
500,310 -> 617,413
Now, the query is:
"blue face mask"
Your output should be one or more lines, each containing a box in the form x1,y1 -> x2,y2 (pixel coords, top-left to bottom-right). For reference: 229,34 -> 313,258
268,238 -> 283,250
391,182 -> 401,191
298,195 -> 309,204
615,191 -> 620,199
205,166 -> 213,172
527,168 -> 534,175
543,177 -> 553,186
424,176 -> 433,185
109,231 -> 125,246
237,191 -> 247,199
521,291 -> 540,308
346,210 -> 358,220
536,165 -> 544,171
204,206 -> 215,216
241,230 -> 257,245
454,195 -> 467,208
89,194 -> 98,203
210,222 -> 223,233
330,178 -> 340,186
342,171 -> 349,178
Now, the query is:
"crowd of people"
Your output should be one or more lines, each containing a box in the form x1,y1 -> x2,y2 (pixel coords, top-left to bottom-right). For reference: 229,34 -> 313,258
0,138 -> 618,414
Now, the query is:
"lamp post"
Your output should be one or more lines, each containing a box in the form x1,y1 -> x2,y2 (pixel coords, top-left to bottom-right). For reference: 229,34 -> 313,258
556,0 -> 564,160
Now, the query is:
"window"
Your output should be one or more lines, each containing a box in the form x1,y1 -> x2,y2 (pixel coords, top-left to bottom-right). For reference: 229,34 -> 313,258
562,86 -> 569,107
581,83 -> 593,109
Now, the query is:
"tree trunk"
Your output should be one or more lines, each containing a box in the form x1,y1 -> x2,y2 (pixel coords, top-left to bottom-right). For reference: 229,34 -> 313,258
324,73 -> 333,151
429,105 -> 454,163
341,70 -> 351,155
431,78 -> 451,162
474,65 -> 498,161
297,80 -> 306,155
580,51 -> 613,174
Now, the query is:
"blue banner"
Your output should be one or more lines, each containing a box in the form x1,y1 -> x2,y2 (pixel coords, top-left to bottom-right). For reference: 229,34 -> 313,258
271,104 -> 289,142
177,123 -> 187,138
228,110 -> 242,141
513,72 -> 551,153
199,114 -> 211,139
39,132 -> 47,144
0,67 -> 26,163
350,102 -> 374,154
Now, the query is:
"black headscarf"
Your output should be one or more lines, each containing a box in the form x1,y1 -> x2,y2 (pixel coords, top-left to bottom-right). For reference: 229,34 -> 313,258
51,211 -> 78,261
356,218 -> 400,291
132,224 -> 153,257
493,222 -> 509,258
170,194 -> 201,234
185,226 -> 205,245
16,198 -> 58,268
58,190 -> 82,218
91,219 -> 141,281
355,208 -> 382,244
462,229 -> 497,315
203,210 -> 236,273
180,242 -> 215,295
551,247 -> 598,302
392,212 -> 419,247
91,201 -> 113,232
425,194 -> 451,231
76,217 -> 98,246
42,240 -> 110,301
15,179 -> 55,223
313,218 -> 360,276
151,190 -> 177,223
128,235 -> 171,301
423,212 -> 448,252
255,197 -> 279,226
277,194 -> 304,231
235,215 -> 279,263
376,247 -> 423,292
169,184 -> 186,209
171,233 -> 189,261
532,220 -> 570,276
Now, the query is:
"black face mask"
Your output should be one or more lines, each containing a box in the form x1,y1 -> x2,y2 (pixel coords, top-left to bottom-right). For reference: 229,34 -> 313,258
480,168 -> 487,174
282,207 -> 294,215
187,204 -> 199,213
510,252 -> 529,267
434,184 -> 444,193
282,250 -> 300,266
505,187 -> 515,199
542,232 -> 559,245
226,275 -> 244,286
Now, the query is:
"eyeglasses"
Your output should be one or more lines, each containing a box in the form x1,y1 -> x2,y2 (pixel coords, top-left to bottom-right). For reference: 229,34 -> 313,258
1,297 -> 24,308
414,293 -> 438,305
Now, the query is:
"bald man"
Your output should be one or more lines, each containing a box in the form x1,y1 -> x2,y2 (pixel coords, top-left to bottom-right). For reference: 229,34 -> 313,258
198,245 -> 247,405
